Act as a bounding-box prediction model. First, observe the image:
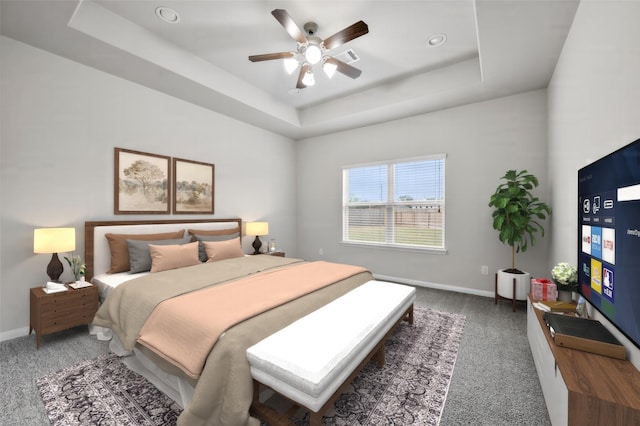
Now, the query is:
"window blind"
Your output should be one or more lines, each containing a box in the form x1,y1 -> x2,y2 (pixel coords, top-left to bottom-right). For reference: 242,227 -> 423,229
343,155 -> 445,250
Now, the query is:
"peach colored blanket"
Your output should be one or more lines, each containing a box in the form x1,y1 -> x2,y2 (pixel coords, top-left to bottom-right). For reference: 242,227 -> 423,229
137,261 -> 367,379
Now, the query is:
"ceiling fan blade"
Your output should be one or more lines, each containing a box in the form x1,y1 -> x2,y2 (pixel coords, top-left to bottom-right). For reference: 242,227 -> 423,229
296,64 -> 311,89
326,57 -> 362,79
271,9 -> 307,45
322,20 -> 369,50
248,52 -> 294,62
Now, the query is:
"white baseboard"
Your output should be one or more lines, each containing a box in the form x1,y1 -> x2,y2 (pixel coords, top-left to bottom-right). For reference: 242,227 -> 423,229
0,326 -> 30,343
373,274 -> 494,299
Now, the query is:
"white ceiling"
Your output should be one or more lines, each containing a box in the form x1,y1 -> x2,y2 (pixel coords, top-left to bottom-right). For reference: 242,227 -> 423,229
1,0 -> 580,140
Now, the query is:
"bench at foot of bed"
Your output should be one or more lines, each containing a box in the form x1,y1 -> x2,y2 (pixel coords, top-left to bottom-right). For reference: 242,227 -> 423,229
246,279 -> 416,426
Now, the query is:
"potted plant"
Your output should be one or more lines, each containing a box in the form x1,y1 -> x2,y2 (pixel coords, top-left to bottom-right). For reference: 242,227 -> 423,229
551,262 -> 578,301
489,170 -> 551,301
64,254 -> 87,282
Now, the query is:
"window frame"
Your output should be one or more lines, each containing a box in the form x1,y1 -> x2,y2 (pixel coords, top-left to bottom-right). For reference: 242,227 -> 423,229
341,154 -> 447,253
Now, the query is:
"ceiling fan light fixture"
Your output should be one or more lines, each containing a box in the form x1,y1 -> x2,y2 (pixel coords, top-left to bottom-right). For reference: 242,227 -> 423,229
323,59 -> 338,78
284,56 -> 299,74
304,44 -> 322,65
302,69 -> 315,87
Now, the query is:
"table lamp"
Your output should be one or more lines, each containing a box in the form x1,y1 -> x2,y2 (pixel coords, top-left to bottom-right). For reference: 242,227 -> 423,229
34,228 -> 76,282
246,222 -> 269,254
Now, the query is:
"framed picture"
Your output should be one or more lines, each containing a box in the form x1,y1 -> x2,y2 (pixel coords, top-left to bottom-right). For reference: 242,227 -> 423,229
114,148 -> 170,214
173,158 -> 215,214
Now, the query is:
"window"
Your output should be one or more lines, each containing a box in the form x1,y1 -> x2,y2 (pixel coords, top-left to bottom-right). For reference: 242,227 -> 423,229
342,155 -> 445,251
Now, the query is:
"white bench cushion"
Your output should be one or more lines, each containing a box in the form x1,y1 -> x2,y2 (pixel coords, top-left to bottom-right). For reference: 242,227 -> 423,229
246,280 -> 416,412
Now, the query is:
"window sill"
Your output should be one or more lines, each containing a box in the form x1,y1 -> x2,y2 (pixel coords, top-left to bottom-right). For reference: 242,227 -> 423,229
340,241 -> 447,255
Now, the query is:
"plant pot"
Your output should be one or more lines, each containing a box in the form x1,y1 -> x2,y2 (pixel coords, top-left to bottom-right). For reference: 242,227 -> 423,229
497,269 -> 530,301
557,290 -> 573,302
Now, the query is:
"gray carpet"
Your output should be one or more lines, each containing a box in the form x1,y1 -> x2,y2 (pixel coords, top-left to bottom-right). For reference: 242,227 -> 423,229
0,286 -> 551,425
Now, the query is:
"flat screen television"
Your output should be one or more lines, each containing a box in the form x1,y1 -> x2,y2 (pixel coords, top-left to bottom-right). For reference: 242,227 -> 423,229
578,138 -> 640,349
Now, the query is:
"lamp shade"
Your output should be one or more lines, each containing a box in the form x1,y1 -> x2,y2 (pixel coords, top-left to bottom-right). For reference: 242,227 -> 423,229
302,70 -> 315,87
34,228 -> 76,254
246,222 -> 269,236
323,60 -> 337,78
284,57 -> 299,75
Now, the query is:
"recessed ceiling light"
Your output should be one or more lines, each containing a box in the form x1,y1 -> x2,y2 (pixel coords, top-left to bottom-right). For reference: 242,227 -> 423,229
427,33 -> 447,47
287,88 -> 301,96
155,7 -> 180,24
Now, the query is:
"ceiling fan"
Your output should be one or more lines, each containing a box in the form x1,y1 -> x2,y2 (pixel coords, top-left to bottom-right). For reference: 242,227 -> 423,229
249,9 -> 369,89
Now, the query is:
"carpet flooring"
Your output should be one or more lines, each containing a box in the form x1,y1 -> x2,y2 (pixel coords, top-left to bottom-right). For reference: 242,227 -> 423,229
36,307 -> 465,426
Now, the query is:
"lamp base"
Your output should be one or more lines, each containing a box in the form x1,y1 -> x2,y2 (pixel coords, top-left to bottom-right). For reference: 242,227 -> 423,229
252,236 -> 263,255
47,252 -> 63,282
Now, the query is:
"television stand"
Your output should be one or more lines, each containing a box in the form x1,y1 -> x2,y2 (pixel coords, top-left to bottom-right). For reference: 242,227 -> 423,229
527,296 -> 640,425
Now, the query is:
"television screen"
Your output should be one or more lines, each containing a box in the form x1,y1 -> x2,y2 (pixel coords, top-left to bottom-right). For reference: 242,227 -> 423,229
578,138 -> 640,349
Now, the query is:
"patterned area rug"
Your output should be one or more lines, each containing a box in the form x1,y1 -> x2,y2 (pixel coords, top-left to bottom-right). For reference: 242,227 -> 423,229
37,306 -> 465,426
37,354 -> 181,426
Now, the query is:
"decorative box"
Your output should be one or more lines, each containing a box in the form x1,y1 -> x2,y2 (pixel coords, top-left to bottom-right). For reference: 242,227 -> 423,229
531,278 -> 557,301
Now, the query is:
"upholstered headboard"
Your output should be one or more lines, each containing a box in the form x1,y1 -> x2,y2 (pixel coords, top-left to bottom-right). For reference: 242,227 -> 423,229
84,218 -> 242,279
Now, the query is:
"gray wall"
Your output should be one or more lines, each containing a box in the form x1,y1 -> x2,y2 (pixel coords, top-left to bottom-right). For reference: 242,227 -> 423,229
0,36 -> 297,338
547,0 -> 640,366
296,90 -> 550,295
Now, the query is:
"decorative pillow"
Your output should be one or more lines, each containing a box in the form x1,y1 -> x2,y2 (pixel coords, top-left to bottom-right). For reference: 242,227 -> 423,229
192,232 -> 241,262
105,231 -> 185,273
203,238 -> 243,263
126,237 -> 191,274
188,227 -> 240,237
149,241 -> 200,273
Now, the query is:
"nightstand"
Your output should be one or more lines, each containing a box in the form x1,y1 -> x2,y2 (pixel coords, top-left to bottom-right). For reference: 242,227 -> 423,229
265,251 -> 285,257
29,284 -> 99,349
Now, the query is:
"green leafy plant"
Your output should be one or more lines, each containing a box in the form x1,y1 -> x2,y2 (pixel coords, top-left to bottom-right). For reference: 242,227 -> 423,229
64,254 -> 86,281
488,170 -> 551,272
551,262 -> 578,292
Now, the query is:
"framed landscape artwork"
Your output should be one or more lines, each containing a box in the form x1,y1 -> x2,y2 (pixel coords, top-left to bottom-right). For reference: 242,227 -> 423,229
173,158 -> 215,214
114,148 -> 170,214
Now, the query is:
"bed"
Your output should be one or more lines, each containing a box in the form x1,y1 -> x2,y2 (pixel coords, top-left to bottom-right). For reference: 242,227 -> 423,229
85,219 -> 374,426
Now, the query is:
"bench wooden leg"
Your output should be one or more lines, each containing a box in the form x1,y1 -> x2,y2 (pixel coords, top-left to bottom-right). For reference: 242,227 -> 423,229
403,304 -> 414,325
309,411 -> 323,426
251,381 -> 296,426
374,346 -> 385,367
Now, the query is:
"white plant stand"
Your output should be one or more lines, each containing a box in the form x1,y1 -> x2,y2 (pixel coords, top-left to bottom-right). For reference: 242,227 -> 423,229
495,269 -> 530,312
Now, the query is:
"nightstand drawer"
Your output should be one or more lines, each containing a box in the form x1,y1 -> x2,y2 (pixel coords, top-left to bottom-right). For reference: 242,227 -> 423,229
41,300 -> 98,320
41,309 -> 97,334
39,290 -> 95,308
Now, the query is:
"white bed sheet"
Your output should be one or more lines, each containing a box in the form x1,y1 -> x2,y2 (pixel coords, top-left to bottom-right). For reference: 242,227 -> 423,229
109,333 -> 195,409
92,271 -> 149,301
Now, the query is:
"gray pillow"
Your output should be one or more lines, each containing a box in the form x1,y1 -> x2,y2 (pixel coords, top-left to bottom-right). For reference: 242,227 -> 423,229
126,237 -> 191,273
193,232 -> 240,262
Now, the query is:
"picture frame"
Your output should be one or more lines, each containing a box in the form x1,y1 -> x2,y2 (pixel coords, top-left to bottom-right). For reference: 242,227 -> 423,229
114,148 -> 171,214
173,158 -> 215,214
